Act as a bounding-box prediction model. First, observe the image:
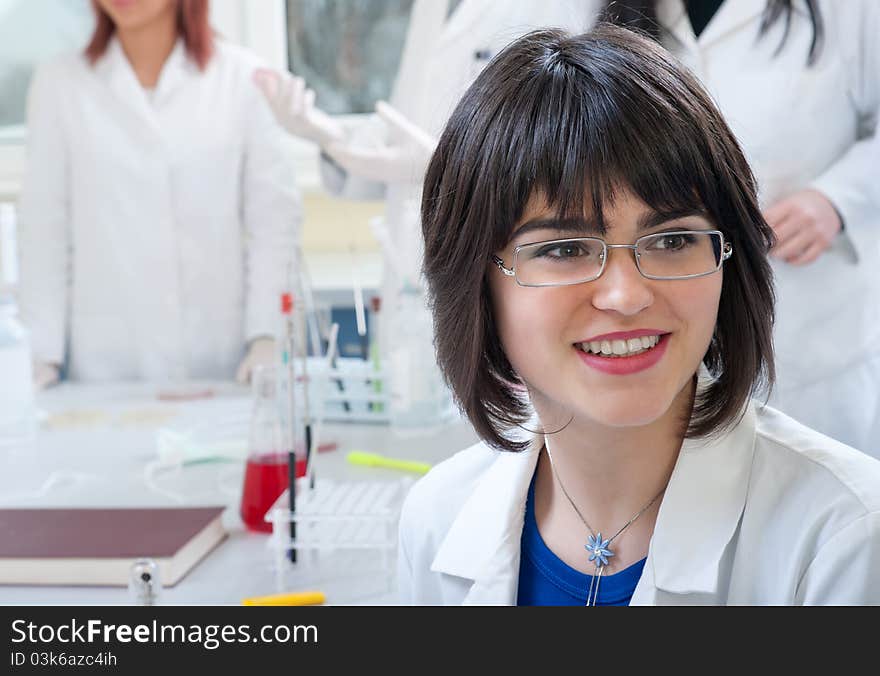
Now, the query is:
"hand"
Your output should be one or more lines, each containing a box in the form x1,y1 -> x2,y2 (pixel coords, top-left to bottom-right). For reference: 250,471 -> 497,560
323,100 -> 437,184
33,360 -> 60,390
763,189 -> 842,265
252,68 -> 345,148
235,337 -> 276,385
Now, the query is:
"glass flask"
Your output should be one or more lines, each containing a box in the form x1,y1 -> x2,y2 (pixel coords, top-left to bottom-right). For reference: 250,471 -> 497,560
240,365 -> 305,533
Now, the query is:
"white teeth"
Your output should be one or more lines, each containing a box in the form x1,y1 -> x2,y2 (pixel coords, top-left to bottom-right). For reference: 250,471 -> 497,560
579,334 -> 663,357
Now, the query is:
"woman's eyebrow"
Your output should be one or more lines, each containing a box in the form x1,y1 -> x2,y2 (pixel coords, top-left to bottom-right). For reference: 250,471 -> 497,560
637,208 -> 710,230
511,217 -> 601,239
512,208 -> 709,240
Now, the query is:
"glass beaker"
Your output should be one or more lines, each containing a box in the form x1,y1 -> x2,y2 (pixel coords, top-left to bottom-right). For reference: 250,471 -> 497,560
240,365 -> 305,533
387,284 -> 452,435
0,297 -> 34,449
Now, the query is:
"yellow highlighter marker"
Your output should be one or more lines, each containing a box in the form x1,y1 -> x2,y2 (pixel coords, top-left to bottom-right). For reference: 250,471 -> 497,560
347,451 -> 432,475
242,591 -> 326,606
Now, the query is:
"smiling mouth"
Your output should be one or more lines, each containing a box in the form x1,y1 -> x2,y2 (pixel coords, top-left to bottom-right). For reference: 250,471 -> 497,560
575,334 -> 665,358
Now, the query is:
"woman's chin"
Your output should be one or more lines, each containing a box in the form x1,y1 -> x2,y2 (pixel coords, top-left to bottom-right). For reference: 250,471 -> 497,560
577,400 -> 673,429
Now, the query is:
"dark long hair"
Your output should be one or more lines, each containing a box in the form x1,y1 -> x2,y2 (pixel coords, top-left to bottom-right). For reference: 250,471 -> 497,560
421,25 -> 776,452
602,0 -> 824,65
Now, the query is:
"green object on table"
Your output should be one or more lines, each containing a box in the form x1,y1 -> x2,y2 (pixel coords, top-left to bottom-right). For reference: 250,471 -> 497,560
346,451 -> 432,475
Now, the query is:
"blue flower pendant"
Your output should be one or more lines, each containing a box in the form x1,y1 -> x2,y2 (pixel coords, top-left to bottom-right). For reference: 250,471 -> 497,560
585,532 -> 614,569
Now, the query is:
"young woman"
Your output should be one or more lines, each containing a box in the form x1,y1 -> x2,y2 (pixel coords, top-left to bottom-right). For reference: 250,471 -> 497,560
398,25 -> 880,605
17,0 -> 300,385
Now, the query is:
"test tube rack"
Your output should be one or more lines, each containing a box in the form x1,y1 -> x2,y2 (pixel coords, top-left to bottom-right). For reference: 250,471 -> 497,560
285,353 -> 461,433
316,357 -> 391,424
265,476 -> 413,592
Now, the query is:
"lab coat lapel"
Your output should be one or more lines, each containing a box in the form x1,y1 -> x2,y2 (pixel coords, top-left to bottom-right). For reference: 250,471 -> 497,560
152,39 -> 190,106
430,440 -> 540,605
657,0 -> 768,50
655,0 -> 697,52
92,38 -> 162,138
634,403 -> 757,603
696,0 -> 769,48
657,0 -> 767,52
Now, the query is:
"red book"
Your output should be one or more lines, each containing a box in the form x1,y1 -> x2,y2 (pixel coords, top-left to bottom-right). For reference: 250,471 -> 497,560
0,506 -> 227,587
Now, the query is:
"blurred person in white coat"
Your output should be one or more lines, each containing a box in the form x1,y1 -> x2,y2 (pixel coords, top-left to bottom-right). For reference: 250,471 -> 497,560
17,0 -> 301,386
254,0 -> 597,364
601,0 -> 880,455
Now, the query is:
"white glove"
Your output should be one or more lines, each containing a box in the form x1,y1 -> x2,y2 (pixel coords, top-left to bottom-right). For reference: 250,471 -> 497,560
323,100 -> 437,185
235,337 -> 276,385
252,68 -> 345,148
33,360 -> 60,390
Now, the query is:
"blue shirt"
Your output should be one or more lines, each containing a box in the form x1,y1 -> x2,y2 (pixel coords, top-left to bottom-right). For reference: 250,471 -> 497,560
517,475 -> 646,606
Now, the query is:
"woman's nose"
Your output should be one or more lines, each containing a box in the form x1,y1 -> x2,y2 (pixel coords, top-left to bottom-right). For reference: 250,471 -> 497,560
589,247 -> 654,316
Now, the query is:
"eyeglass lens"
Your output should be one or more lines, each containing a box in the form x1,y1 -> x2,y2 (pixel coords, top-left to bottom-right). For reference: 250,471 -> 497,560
513,231 -> 723,286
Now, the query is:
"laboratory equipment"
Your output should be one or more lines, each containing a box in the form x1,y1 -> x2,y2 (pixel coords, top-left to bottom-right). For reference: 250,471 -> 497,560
240,365 -> 304,533
128,558 -> 161,605
368,296 -> 384,412
266,476 -> 413,595
241,590 -> 325,606
0,205 -> 30,438
347,450 -> 431,475
387,283 -> 454,433
0,296 -> 34,447
0,203 -> 18,289
278,291 -> 299,558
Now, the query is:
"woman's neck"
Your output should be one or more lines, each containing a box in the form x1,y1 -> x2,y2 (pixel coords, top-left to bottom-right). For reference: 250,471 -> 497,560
116,10 -> 178,88
530,377 -> 694,573
534,376 -> 694,527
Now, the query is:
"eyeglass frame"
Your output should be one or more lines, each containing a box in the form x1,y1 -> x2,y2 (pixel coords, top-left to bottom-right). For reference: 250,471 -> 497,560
491,229 -> 734,288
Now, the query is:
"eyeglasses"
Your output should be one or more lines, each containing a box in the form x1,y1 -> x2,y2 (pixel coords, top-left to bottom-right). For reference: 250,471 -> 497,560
492,230 -> 733,287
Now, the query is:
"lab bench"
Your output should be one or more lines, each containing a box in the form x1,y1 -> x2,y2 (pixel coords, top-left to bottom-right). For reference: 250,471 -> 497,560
0,380 -> 477,605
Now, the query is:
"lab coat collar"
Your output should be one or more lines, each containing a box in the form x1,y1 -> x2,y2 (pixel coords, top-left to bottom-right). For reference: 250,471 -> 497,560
92,37 -> 190,133
429,434 -> 540,604
430,368 -> 756,604
657,0 -> 767,50
152,38 -> 192,103
641,401 -> 756,597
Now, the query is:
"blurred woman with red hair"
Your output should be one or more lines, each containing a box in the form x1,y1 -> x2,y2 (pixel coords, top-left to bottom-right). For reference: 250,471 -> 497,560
17,0 -> 301,385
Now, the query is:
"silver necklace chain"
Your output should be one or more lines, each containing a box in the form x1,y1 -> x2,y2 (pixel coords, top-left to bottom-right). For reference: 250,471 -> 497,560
543,436 -> 665,605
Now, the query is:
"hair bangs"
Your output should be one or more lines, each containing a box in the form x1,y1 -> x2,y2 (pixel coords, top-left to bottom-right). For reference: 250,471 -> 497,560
487,32 -> 724,246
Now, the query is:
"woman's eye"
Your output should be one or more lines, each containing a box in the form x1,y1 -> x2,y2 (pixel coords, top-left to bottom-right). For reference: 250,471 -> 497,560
654,234 -> 693,251
538,242 -> 586,258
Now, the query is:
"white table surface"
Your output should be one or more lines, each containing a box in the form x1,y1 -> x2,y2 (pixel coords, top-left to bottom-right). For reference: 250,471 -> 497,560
0,381 -> 478,606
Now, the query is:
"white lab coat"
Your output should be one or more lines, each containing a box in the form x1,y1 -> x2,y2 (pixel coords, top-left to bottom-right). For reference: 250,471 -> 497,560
17,38 -> 301,381
398,396 -> 880,605
655,0 -> 880,454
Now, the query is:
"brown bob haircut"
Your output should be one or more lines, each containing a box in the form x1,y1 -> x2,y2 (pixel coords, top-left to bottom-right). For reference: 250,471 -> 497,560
421,25 -> 776,453
85,0 -> 214,70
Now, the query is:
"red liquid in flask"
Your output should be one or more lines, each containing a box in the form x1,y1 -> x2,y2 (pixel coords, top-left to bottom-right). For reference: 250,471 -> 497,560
240,452 -> 307,533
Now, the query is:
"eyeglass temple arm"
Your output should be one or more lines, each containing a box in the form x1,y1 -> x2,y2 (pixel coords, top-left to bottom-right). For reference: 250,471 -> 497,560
492,255 -> 515,276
